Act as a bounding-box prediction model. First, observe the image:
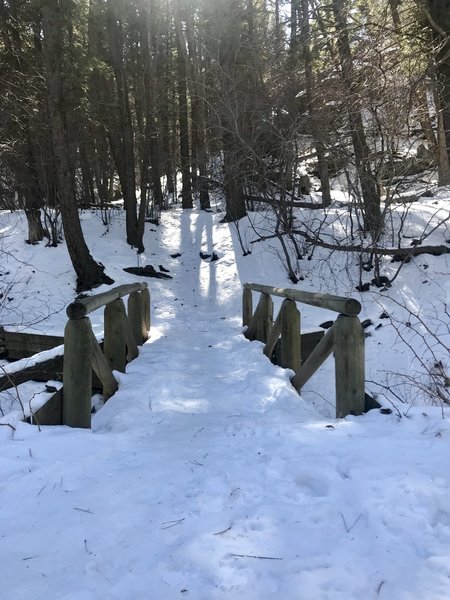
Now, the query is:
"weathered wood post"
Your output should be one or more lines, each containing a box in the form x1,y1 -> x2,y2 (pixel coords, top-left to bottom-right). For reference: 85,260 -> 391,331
263,311 -> 282,359
128,291 -> 144,345
90,332 -> 118,400
141,287 -> 151,339
245,293 -> 274,343
104,299 -> 127,373
334,314 -> 365,418
279,299 -> 301,372
118,299 -> 139,361
243,287 -> 253,328
258,293 -> 273,343
291,325 -> 335,392
63,317 -> 93,428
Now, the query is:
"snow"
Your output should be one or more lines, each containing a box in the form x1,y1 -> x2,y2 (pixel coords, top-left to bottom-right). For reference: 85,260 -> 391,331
1,195 -> 450,599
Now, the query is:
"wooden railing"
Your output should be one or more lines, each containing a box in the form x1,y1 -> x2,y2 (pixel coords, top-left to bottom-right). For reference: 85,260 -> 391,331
64,283 -> 150,428
243,283 -> 365,418
0,283 -> 150,428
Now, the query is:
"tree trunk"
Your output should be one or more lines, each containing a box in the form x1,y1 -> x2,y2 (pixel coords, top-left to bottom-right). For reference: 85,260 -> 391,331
222,129 -> 247,222
290,0 -> 299,50
332,0 -> 381,234
299,0 -> 331,206
79,142 -> 96,207
179,9 -> 210,209
157,32 -> 175,199
215,0 -> 247,222
23,140 -> 47,243
415,87 -> 437,150
429,0 -> 450,179
42,0 -> 113,292
436,100 -> 450,185
24,207 -> 47,244
141,4 -> 163,214
388,0 -> 401,34
93,136 -> 113,208
176,28 -> 193,209
106,0 -> 143,251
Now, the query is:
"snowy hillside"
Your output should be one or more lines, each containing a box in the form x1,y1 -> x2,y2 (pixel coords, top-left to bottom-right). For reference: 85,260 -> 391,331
0,195 -> 450,599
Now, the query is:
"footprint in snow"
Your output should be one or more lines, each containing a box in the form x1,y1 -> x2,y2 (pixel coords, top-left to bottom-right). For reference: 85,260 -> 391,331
294,472 -> 329,497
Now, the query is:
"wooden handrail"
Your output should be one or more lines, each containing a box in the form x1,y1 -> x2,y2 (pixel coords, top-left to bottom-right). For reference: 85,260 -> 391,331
4,284 -> 151,428
67,282 -> 148,319
64,283 -> 150,428
243,282 -> 361,316
243,283 -> 366,418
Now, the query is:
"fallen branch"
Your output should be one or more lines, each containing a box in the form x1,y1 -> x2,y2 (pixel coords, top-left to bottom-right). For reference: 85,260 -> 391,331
245,194 -> 324,210
230,553 -> 283,560
251,229 -> 450,259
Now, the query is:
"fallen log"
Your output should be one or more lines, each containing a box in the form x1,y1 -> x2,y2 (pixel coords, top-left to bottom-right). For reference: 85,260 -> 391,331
0,353 -> 64,392
244,194 -> 324,210
123,266 -> 172,279
251,230 -> 450,259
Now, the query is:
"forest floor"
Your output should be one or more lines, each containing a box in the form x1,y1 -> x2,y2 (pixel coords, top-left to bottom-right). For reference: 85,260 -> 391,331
1,193 -> 450,599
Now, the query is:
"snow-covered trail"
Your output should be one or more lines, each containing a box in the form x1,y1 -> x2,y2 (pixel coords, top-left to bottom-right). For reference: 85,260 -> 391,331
1,210 -> 450,599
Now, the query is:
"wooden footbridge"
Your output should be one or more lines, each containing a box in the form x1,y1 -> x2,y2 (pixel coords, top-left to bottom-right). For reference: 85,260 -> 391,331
1,282 -> 373,428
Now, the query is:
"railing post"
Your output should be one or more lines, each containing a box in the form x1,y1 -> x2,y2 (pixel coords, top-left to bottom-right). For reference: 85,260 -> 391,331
128,291 -> 144,345
279,299 -> 301,372
334,314 -> 365,418
104,299 -> 127,373
119,299 -> 139,361
63,317 -> 93,428
254,293 -> 273,343
243,287 -> 253,328
141,287 -> 151,339
245,292 -> 273,342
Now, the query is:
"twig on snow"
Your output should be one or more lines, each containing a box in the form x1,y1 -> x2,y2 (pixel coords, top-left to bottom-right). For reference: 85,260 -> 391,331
191,427 -> 204,441
213,524 -> 232,535
0,422 -> 16,432
230,553 -> 283,560
84,539 -> 93,555
161,517 -> 185,529
340,512 -> 362,533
